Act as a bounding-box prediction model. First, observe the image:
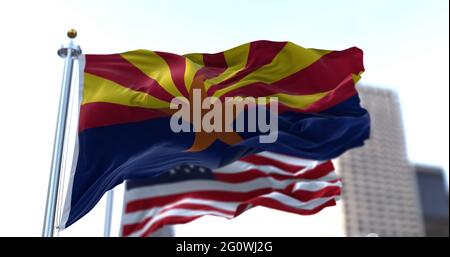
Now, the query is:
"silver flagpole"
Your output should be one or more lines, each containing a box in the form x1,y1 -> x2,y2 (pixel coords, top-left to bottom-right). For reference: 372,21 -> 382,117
42,29 -> 82,237
103,190 -> 114,237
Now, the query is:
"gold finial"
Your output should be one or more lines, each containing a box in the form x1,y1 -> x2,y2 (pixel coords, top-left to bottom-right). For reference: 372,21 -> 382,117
67,29 -> 77,39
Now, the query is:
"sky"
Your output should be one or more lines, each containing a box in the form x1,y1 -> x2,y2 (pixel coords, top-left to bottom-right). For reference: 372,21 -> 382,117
0,0 -> 448,236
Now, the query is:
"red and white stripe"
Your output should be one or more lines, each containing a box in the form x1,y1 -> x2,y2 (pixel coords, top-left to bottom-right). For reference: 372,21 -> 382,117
121,151 -> 341,237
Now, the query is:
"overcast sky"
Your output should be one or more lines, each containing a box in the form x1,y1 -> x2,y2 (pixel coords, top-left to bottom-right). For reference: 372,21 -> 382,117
0,0 -> 448,236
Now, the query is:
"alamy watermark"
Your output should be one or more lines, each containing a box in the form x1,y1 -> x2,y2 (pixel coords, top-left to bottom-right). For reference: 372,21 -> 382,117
169,89 -> 279,143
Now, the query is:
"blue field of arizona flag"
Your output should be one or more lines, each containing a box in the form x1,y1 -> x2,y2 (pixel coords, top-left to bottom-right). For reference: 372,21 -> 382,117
60,40 -> 370,229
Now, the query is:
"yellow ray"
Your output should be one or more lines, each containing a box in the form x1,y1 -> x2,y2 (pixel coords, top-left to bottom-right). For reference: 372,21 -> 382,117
213,42 -> 331,98
184,59 -> 203,93
121,50 -> 183,98
203,43 -> 250,90
237,90 -> 329,110
183,53 -> 204,66
82,73 -> 170,109
352,72 -> 362,84
269,91 -> 329,109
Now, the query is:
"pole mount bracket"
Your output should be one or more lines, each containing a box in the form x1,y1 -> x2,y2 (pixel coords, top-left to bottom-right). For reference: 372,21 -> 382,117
57,43 -> 82,58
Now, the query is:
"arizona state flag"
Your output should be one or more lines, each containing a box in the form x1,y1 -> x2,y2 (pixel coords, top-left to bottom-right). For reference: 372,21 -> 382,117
60,40 -> 370,229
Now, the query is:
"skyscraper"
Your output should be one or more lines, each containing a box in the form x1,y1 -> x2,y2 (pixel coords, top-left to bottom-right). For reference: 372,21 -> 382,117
337,86 -> 424,236
415,164 -> 449,237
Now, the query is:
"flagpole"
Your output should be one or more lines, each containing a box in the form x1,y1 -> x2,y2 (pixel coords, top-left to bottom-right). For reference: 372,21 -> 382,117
42,29 -> 82,237
103,190 -> 114,237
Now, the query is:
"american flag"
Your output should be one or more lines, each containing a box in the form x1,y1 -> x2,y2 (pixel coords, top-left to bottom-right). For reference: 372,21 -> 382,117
120,151 -> 341,237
